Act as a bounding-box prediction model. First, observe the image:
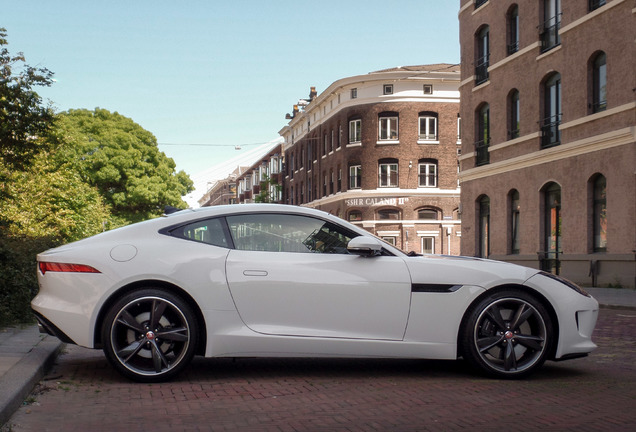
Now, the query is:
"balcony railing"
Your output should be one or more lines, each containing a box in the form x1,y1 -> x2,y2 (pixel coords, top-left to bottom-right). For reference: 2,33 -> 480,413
475,0 -> 488,9
507,41 -> 519,55
475,139 -> 490,166
475,55 -> 489,85
589,0 -> 606,12
591,99 -> 607,113
541,114 -> 561,148
540,16 -> 561,52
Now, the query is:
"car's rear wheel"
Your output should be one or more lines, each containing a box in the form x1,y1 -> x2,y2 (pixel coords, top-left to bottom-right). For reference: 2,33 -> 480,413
101,288 -> 197,382
461,290 -> 553,378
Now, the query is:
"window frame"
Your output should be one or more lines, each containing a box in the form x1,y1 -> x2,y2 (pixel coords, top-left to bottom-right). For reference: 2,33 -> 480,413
475,25 -> 490,85
378,114 -> 399,141
542,73 -> 562,149
510,190 -> 521,254
348,119 -> 362,144
349,165 -> 362,189
592,175 -> 607,252
508,89 -> 520,140
507,5 -> 520,55
418,113 -> 438,142
591,52 -> 607,113
478,195 -> 490,258
421,236 -> 435,254
418,161 -> 438,188
475,103 -> 490,165
378,160 -> 399,188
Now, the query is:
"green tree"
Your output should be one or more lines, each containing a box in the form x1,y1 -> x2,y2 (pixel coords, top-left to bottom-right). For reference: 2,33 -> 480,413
254,175 -> 282,203
0,151 -> 114,326
0,27 -> 54,170
52,108 -> 194,223
1,149 -> 113,242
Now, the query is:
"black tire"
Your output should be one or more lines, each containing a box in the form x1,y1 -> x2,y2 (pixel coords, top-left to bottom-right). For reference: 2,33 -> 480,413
101,288 -> 198,382
461,289 -> 553,379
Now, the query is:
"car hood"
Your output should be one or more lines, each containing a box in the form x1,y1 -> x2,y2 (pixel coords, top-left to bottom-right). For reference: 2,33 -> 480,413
404,254 -> 539,289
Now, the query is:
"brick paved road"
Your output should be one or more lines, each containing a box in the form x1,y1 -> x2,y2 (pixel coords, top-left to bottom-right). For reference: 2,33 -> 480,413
3,308 -> 635,431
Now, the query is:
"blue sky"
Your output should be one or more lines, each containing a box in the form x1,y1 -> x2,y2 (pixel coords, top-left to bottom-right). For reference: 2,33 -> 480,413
3,0 -> 460,179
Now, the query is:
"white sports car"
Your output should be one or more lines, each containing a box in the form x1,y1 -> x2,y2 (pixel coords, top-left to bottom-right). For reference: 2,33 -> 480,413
33,204 -> 598,382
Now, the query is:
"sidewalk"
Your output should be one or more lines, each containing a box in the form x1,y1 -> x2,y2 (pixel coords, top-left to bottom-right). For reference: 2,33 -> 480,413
1,287 -> 635,427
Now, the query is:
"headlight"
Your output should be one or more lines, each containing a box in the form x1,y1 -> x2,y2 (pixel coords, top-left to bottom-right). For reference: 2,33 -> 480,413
539,271 -> 590,297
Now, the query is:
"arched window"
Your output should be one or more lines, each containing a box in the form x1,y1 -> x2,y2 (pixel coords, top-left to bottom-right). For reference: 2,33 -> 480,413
590,51 -> 607,113
507,5 -> 519,55
475,25 -> 490,84
348,210 -> 362,222
378,209 -> 400,220
417,208 -> 439,220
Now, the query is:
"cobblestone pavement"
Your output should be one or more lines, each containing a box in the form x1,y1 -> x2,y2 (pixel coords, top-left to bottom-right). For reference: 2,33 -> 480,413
3,308 -> 635,432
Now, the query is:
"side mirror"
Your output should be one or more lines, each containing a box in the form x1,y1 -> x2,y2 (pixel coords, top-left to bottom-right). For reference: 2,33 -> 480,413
347,236 -> 382,257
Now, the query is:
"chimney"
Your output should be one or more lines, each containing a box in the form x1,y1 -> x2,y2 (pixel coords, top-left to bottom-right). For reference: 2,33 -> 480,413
309,86 -> 317,101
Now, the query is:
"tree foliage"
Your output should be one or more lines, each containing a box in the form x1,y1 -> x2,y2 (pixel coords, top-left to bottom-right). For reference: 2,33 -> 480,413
1,150 -> 113,242
52,108 -> 194,223
0,27 -> 54,170
0,29 -> 195,324
254,175 -> 282,203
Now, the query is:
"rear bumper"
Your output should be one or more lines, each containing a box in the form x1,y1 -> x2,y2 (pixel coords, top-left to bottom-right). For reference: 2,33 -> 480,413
33,310 -> 77,344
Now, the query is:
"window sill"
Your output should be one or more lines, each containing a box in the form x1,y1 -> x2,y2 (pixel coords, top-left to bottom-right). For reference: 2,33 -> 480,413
347,142 -> 362,148
417,140 -> 440,145
376,140 -> 400,145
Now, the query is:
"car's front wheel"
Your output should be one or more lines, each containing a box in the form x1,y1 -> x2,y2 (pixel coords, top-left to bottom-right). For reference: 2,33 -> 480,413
461,289 -> 553,378
101,288 -> 198,382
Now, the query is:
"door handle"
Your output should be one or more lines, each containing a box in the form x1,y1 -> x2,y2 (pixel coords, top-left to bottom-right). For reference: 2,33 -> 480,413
243,270 -> 268,277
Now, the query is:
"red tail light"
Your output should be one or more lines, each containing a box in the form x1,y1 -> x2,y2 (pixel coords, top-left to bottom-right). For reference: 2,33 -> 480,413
39,262 -> 101,275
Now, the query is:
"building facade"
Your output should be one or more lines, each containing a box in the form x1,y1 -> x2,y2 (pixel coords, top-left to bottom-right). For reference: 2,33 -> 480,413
279,65 -> 462,255
235,144 -> 284,204
458,0 -> 635,287
198,167 -> 241,207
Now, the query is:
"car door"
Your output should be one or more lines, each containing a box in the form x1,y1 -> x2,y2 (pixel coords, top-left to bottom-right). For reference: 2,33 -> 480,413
225,213 -> 412,340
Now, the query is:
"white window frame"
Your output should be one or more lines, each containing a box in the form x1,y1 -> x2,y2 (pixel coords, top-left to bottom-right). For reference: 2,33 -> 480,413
349,119 -> 361,144
418,116 -> 438,142
421,236 -> 435,254
418,163 -> 437,188
383,84 -> 393,95
379,163 -> 399,188
379,116 -> 399,141
349,165 -> 362,189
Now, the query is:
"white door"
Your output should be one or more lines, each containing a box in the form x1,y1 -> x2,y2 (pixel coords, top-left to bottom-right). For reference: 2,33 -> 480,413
224,213 -> 411,340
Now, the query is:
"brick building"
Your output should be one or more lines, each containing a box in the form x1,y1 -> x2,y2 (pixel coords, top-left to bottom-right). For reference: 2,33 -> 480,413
458,0 -> 635,287
198,167 -> 242,207
235,144 -> 284,204
278,65 -> 462,254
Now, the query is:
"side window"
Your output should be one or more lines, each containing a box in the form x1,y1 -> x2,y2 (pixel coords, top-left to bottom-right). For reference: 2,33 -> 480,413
226,213 -> 355,254
170,218 -> 229,248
